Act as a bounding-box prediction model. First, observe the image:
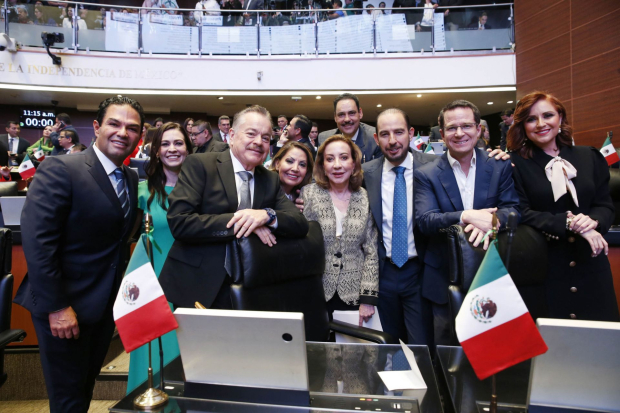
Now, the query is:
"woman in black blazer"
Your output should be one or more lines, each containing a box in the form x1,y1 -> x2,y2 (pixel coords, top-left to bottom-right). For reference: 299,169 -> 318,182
507,91 -> 619,322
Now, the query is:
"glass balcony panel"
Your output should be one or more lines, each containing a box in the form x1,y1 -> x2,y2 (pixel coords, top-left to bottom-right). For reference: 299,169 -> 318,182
141,12 -> 199,54
201,11 -> 257,55
259,10 -> 315,55
317,13 -> 374,54
102,11 -> 139,53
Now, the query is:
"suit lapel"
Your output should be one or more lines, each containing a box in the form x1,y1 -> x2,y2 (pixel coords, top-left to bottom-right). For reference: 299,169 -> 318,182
252,167 -> 265,208
85,147 -> 122,215
216,151 -> 239,212
364,159 -> 383,233
437,155 -> 464,211
473,149 -> 492,209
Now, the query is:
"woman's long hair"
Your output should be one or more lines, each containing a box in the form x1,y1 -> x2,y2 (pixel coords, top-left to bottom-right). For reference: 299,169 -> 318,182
506,91 -> 574,158
145,122 -> 192,211
269,141 -> 314,194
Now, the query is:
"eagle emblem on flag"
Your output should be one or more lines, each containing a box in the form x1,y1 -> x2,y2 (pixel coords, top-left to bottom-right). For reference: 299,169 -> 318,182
122,281 -> 140,305
470,295 -> 498,323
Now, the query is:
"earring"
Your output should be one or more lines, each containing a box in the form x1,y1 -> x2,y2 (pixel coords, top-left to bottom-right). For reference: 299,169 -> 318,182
558,127 -> 562,133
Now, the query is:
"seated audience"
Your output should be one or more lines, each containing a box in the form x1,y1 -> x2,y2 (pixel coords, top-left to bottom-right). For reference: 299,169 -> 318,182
468,11 -> 491,30
16,5 -> 33,24
194,0 -> 221,22
328,0 -> 345,19
191,120 -> 228,154
269,141 -> 314,202
507,91 -> 619,323
62,6 -> 87,30
34,6 -> 57,26
221,0 -> 243,26
301,135 -> 379,326
27,125 -> 55,156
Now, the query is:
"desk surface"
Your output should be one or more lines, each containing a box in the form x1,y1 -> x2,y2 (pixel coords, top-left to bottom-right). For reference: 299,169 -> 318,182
436,346 -> 530,413
110,342 -> 443,413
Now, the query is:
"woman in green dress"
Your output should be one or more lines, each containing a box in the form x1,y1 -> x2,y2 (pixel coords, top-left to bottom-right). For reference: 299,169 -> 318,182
126,122 -> 193,394
26,125 -> 55,156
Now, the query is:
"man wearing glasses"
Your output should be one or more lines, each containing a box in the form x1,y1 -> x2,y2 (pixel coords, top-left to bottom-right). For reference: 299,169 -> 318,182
191,120 -> 229,154
413,100 -> 519,346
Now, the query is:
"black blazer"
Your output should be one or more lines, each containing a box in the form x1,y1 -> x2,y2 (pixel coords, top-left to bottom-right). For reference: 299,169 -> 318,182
362,149 -> 436,274
194,138 -> 229,154
414,148 -> 520,304
318,123 -> 382,164
159,150 -> 309,308
14,146 -> 138,323
0,134 -> 30,155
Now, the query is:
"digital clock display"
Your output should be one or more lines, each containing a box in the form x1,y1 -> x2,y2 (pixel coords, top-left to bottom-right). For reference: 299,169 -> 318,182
19,109 -> 56,129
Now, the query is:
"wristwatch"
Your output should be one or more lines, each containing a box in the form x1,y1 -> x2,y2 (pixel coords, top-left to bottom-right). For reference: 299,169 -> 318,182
264,208 -> 276,226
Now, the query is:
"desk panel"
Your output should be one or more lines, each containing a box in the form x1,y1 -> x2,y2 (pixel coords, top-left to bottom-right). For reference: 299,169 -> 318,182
9,245 -> 37,346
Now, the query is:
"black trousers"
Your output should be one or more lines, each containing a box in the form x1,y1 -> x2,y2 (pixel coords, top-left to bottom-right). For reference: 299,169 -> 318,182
377,257 -> 430,345
32,310 -> 116,413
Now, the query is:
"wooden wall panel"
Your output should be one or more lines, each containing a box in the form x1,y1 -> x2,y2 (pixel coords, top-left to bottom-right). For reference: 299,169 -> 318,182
571,9 -> 620,64
516,34 -> 570,83
572,50 -> 620,98
515,1 -> 620,146
515,2 -> 569,54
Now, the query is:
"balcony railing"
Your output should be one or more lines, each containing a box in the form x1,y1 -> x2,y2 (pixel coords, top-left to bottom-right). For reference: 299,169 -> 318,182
1,1 -> 514,56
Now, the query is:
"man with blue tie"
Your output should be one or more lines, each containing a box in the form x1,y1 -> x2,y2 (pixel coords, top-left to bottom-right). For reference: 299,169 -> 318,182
15,97 -> 144,413
414,100 -> 519,345
362,108 -> 436,344
0,121 -> 30,164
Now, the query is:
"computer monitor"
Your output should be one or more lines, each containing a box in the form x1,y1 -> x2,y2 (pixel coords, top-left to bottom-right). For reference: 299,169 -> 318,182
527,318 -> 620,413
0,196 -> 26,226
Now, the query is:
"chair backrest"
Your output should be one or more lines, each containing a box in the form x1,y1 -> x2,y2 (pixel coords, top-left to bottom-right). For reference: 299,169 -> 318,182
0,229 -> 12,277
0,182 -> 18,198
444,224 -> 548,344
129,158 -> 149,180
228,222 -> 330,342
0,273 -> 14,335
609,168 -> 620,225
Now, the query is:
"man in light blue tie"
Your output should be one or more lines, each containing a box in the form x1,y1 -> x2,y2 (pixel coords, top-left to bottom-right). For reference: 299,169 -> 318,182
0,121 -> 30,165
362,108 -> 436,345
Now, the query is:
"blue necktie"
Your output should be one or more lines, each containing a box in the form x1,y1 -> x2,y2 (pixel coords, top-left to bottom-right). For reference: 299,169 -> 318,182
113,168 -> 130,220
392,166 -> 407,268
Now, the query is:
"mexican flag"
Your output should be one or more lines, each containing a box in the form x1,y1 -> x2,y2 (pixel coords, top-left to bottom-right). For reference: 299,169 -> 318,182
455,242 -> 548,380
18,154 -> 36,180
413,133 -> 425,151
113,234 -> 178,353
424,143 -> 434,154
34,142 -> 45,161
600,135 -> 619,166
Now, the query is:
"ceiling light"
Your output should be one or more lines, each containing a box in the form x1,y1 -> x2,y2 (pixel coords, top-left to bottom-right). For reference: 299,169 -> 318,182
487,102 -> 493,105
377,104 -> 382,108
316,96 -> 321,99
417,94 -> 422,98
218,96 -> 223,100
507,100 -> 513,104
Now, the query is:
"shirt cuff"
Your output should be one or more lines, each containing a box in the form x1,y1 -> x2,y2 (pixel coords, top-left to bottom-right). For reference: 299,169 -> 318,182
459,211 -> 464,225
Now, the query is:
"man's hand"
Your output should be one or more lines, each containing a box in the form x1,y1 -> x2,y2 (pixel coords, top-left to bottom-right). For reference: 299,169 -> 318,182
51,121 -> 62,133
1,166 -> 10,180
227,209 -> 270,238
49,306 -> 79,339
253,225 -> 277,247
464,224 -> 491,250
461,208 -> 497,233
359,304 -> 375,326
487,148 -> 510,161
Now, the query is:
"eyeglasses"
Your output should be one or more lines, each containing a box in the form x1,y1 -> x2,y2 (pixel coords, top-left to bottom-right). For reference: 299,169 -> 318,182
189,130 -> 205,137
444,123 -> 477,134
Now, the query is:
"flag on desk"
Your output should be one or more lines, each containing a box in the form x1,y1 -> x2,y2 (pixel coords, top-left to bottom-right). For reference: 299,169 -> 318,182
600,134 -> 619,166
34,141 -> 45,162
455,242 -> 547,380
413,133 -> 425,152
113,234 -> 178,353
18,154 -> 36,180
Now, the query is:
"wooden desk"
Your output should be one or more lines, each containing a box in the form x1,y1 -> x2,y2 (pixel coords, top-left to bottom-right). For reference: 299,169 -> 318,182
10,245 -> 37,346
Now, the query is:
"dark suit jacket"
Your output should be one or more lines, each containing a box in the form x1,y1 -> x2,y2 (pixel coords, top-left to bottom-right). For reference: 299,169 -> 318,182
318,123 -> 382,163
0,139 -> 8,167
467,22 -> 492,29
297,136 -> 317,160
212,131 -> 224,143
499,121 -> 509,151
414,148 -> 520,304
194,138 -> 229,154
159,150 -> 309,308
0,134 -> 30,164
362,149 -> 436,274
428,126 -> 441,142
243,0 -> 264,24
14,146 -> 138,324
50,125 -> 77,156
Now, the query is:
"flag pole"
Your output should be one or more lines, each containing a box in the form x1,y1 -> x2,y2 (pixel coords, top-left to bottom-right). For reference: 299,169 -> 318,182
133,214 -> 169,410
489,214 -> 500,413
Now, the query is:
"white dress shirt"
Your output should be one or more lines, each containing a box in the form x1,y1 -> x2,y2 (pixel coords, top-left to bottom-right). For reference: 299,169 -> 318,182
381,152 -> 417,259
446,150 -> 477,222
7,135 -> 19,153
93,143 -> 129,199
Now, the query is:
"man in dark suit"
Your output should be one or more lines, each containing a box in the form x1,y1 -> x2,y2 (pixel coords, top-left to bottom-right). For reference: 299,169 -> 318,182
160,105 -> 308,309
14,96 -> 144,413
191,120 -> 229,154
213,115 -> 231,143
49,113 -> 77,156
318,93 -> 382,163
362,108 -> 436,345
286,114 -> 317,159
0,121 -> 30,164
499,108 -> 514,151
467,11 -> 492,30
414,100 -> 519,346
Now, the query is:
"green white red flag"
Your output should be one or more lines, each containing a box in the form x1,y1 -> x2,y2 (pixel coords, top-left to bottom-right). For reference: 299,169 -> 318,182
113,234 -> 178,353
455,242 -> 548,380
600,135 -> 619,166
34,141 -> 45,161
18,154 -> 36,180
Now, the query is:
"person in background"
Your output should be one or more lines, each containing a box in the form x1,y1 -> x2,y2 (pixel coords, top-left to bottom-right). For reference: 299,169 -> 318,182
269,141 -> 314,202
27,125 -> 55,156
191,120 -> 228,154
499,108 -> 514,151
309,122 -> 319,149
154,117 -> 164,128
50,113 -> 77,156
213,115 -> 231,143
183,118 -> 194,135
126,122 -> 193,394
507,91 -> 619,323
57,130 -> 80,155
62,5 -> 87,30
34,6 -> 58,26
301,135 -> 379,326
70,144 -> 88,153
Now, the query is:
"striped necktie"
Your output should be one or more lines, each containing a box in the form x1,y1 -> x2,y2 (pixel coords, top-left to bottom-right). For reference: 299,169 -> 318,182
113,168 -> 130,219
